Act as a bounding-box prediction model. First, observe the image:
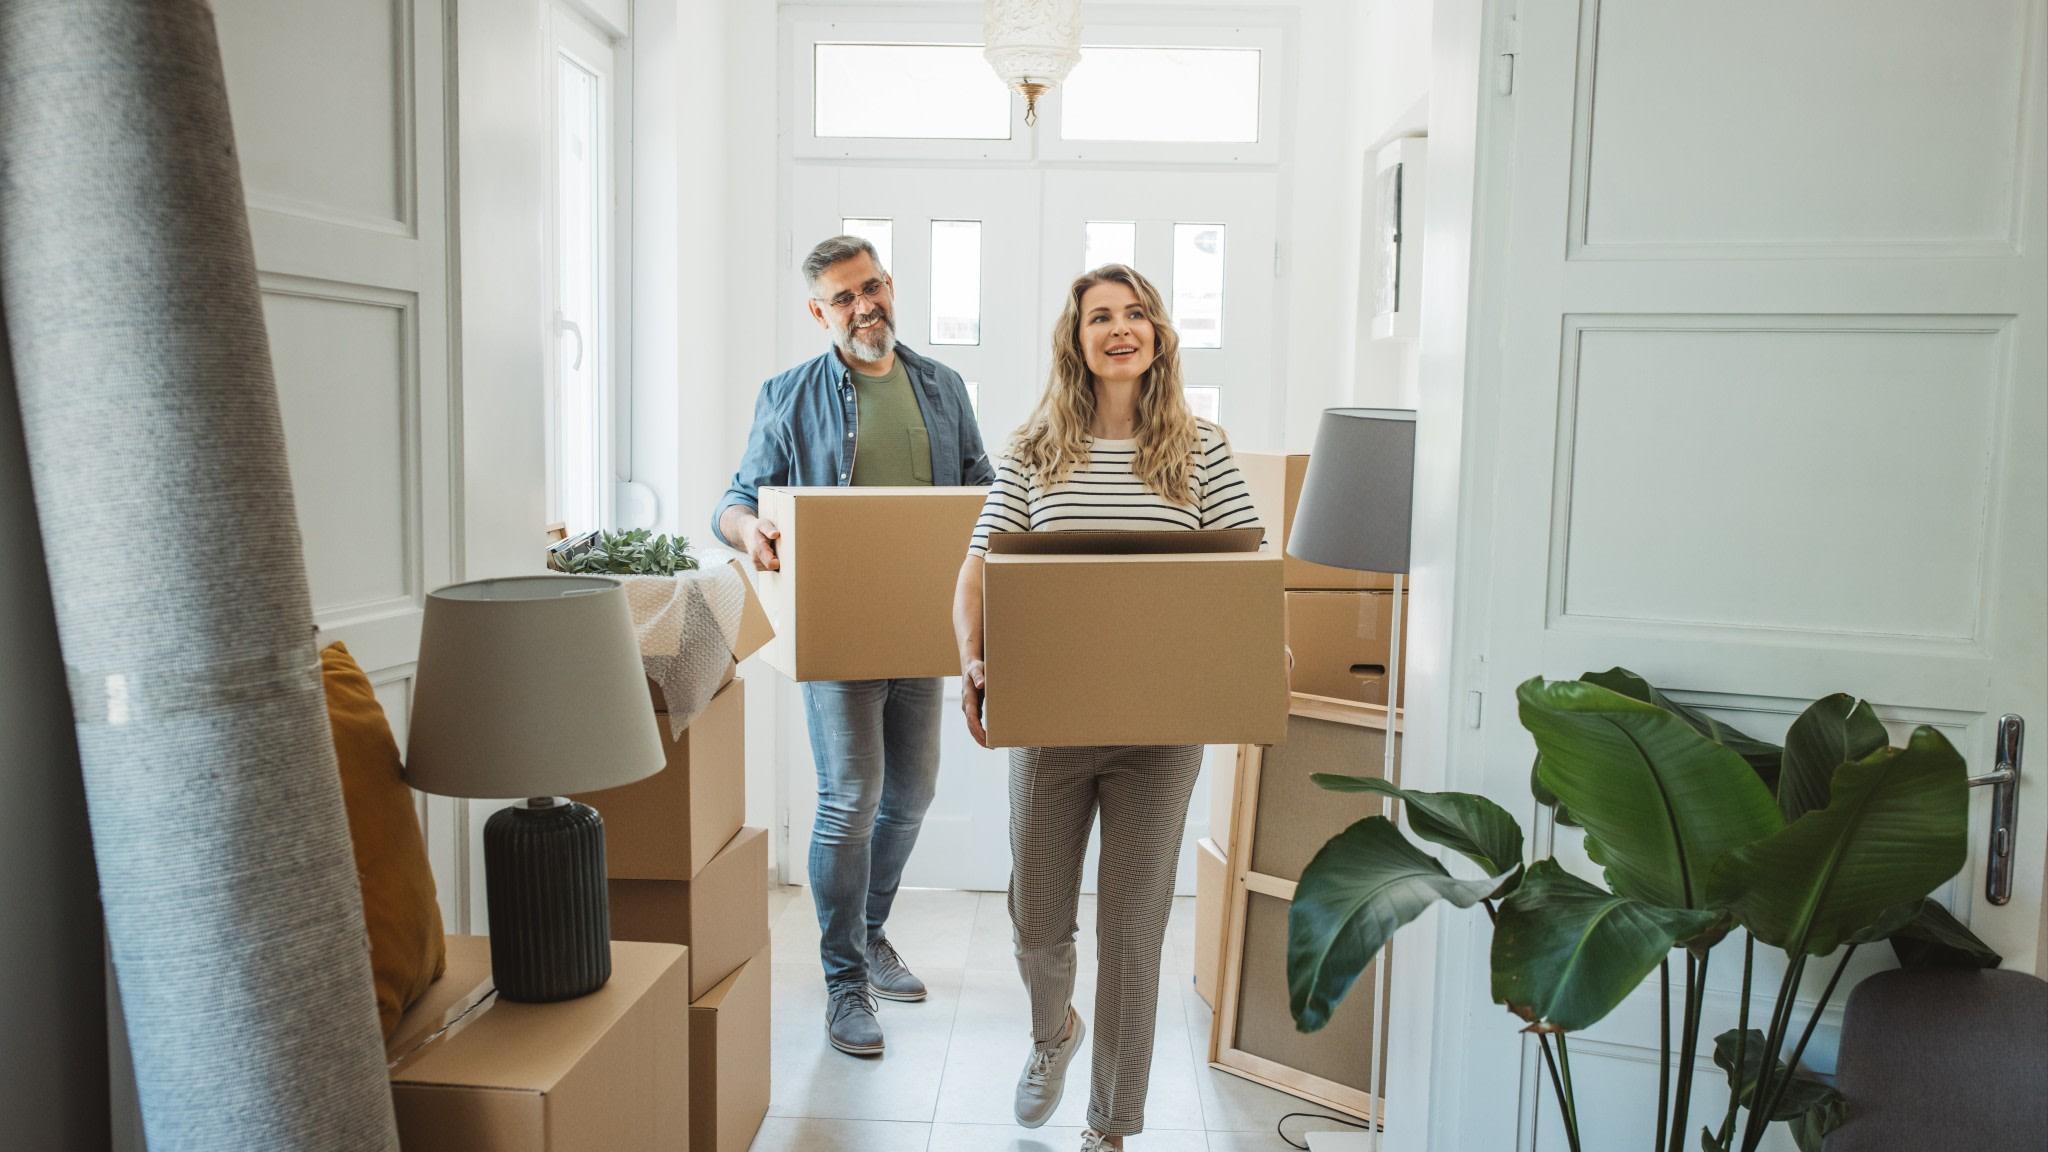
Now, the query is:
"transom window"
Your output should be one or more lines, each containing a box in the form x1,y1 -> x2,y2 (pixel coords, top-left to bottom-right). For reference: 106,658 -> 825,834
1060,47 -> 1262,143
813,44 -> 1010,139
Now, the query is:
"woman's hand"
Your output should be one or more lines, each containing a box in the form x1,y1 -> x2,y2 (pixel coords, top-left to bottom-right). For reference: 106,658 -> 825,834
960,659 -> 989,748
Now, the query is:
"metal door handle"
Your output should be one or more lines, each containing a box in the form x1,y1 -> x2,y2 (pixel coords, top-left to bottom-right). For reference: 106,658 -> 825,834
555,312 -> 584,371
1966,715 -> 2023,906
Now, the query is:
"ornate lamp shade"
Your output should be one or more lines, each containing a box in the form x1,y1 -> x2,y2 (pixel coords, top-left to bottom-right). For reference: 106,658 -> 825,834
984,0 -> 1083,124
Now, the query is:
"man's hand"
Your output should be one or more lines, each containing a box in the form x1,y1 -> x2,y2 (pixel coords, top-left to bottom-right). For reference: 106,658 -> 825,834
741,516 -> 781,572
960,658 -> 988,748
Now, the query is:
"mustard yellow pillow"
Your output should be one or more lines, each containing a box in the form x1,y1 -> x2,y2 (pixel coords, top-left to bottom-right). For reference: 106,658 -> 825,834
322,641 -> 446,1039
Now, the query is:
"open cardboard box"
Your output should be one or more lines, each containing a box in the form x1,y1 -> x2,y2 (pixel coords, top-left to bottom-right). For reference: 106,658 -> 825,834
752,486 -> 988,682
386,935 -> 689,1152
981,528 -> 1286,747
646,556 -> 776,709
570,676 -> 746,882
1239,453 -> 1398,591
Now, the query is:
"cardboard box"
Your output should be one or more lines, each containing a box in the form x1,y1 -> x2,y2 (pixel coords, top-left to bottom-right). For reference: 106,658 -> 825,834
981,530 -> 1287,747
1194,836 -> 1227,1008
690,947 -> 770,1152
752,486 -> 988,681
388,935 -> 689,1152
1286,590 -> 1408,707
571,678 -> 746,882
643,557 -> 777,708
1239,453 -> 1399,591
609,826 -> 769,1000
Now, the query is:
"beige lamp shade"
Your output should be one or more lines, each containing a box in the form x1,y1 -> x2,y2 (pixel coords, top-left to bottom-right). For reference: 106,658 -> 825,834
404,575 -> 664,799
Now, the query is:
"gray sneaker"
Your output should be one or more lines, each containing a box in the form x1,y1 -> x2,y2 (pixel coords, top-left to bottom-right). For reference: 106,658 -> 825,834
866,937 -> 928,1002
1015,1007 -> 1085,1128
826,986 -> 885,1057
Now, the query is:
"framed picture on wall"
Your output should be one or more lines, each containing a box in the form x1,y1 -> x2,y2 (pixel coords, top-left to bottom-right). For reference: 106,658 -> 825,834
1369,136 -> 1427,341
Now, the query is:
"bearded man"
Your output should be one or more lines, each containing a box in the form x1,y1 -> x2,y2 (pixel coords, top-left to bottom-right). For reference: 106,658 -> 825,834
713,234 -> 993,1057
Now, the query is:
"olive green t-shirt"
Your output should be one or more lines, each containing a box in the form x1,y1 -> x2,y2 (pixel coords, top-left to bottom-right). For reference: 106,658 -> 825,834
849,360 -> 933,487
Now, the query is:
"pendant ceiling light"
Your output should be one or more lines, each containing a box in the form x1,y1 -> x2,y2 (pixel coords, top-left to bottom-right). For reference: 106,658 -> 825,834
984,0 -> 1083,126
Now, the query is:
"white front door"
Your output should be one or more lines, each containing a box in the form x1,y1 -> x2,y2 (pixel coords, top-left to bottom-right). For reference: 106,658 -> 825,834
781,164 -> 1283,893
1434,1 -> 2046,1149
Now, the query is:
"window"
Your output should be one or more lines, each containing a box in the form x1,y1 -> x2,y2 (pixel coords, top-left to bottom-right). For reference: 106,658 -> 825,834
1185,386 -> 1221,423
1083,220 -> 1137,271
1060,48 -> 1261,143
930,220 -> 982,345
814,44 -> 1011,139
966,381 -> 981,419
1172,224 -> 1226,349
841,217 -> 895,273
546,6 -> 620,535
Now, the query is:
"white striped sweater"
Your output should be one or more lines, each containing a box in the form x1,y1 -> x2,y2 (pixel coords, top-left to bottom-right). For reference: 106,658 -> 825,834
968,423 -> 1263,555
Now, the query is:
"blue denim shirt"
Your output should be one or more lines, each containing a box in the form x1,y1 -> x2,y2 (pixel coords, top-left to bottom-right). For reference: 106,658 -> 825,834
712,344 -> 995,546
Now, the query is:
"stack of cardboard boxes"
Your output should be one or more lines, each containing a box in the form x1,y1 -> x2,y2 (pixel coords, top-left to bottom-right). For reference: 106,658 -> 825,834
1193,453 -> 1410,1010
570,584 -> 777,1152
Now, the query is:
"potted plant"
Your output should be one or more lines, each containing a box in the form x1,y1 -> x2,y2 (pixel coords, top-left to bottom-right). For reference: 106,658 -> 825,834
548,528 -> 699,576
1287,668 -> 1998,1152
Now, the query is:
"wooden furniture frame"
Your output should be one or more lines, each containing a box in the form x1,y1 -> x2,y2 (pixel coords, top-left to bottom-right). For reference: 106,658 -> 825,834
1208,692 -> 1402,1124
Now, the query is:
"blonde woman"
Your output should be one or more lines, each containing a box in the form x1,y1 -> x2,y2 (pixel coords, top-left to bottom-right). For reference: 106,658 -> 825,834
951,265 -> 1261,1151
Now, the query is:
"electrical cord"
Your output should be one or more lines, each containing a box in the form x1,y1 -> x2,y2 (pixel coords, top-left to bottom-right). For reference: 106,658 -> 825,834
1276,1110 -> 1379,1150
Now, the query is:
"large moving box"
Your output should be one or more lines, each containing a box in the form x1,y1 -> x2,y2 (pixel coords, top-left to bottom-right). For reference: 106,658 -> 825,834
572,677 -> 746,881
388,935 -> 689,1152
1286,591 -> 1408,707
1239,453 -> 1398,591
690,947 -> 770,1152
753,486 -> 987,681
981,531 -> 1286,747
1194,836 -> 1227,1007
610,826 -> 770,1000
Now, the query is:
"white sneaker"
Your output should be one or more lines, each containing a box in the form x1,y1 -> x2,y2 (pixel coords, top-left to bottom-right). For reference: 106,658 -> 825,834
1079,1130 -> 1117,1151
1014,1007 -> 1085,1129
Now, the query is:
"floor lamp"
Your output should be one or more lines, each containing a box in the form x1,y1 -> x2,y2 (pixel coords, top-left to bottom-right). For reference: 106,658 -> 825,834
1286,408 -> 1417,1152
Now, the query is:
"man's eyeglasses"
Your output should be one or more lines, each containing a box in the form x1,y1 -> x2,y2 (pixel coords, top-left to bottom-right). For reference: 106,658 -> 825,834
819,278 -> 890,312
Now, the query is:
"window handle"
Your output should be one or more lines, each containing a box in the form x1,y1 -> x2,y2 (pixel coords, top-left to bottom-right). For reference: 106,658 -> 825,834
1967,714 -> 2023,906
555,311 -> 584,371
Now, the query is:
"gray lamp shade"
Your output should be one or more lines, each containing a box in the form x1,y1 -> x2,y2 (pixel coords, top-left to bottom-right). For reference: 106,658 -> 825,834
1288,408 -> 1417,575
404,575 -> 664,799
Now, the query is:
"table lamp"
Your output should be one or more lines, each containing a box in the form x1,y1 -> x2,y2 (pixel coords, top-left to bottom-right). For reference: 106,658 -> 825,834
404,574 -> 664,1002
1286,407 -> 1416,1151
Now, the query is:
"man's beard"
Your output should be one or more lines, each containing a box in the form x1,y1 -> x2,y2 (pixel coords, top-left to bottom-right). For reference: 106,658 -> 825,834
838,309 -> 896,362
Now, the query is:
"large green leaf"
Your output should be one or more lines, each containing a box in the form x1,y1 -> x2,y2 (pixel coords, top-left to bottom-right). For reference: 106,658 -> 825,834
1583,667 -> 1784,790
1887,898 -> 2001,970
1778,693 -> 1888,823
1519,678 -> 1782,909
1711,1028 -> 1847,1152
1710,728 -> 1968,955
1288,817 -> 1514,1032
1312,775 -> 1525,876
1489,861 -> 1720,1032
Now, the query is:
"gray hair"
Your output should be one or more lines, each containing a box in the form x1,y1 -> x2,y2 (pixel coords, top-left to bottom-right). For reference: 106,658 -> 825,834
802,235 -> 887,288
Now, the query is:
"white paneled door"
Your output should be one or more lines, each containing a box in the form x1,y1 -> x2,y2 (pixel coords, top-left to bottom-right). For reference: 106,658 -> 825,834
215,0 -> 464,931
781,165 -> 1282,893
1438,1 -> 2046,1150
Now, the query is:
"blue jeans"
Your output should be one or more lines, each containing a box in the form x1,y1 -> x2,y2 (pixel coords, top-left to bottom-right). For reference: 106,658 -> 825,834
801,677 -> 943,991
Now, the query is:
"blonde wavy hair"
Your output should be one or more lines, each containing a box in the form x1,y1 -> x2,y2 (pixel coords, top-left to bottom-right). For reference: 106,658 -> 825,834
1007,264 -> 1204,505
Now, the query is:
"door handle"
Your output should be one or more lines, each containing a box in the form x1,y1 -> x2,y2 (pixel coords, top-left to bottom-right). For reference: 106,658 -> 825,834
1966,714 -> 2023,906
555,312 -> 584,371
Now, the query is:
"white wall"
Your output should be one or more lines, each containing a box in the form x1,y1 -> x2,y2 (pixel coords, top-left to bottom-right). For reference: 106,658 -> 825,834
1354,0 -> 1433,413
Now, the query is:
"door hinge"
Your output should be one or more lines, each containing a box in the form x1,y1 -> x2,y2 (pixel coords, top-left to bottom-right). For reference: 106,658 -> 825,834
1494,13 -> 1520,96
1273,240 -> 1285,278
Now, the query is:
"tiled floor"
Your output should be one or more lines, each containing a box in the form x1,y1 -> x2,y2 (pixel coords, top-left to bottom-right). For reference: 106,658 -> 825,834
755,885 -> 1370,1152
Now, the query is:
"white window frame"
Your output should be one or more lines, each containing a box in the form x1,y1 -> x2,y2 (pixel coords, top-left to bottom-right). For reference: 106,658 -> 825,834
543,0 -> 634,534
792,19 -> 1033,161
1036,24 -> 1284,165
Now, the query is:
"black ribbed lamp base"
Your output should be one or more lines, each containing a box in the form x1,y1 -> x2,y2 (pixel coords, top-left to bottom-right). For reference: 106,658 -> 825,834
483,799 -> 611,1002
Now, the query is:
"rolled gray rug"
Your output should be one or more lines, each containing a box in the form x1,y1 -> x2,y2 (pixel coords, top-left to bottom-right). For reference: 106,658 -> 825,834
0,2 -> 398,1148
